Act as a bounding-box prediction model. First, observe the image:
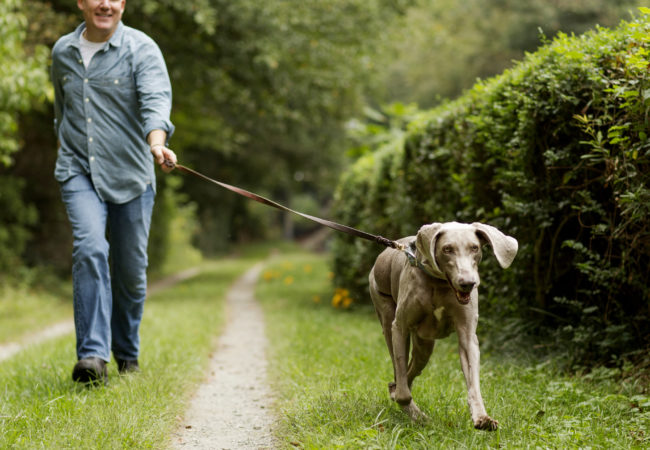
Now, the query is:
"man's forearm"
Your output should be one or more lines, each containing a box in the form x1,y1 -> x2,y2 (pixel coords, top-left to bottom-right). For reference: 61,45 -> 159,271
147,129 -> 167,149
147,129 -> 176,172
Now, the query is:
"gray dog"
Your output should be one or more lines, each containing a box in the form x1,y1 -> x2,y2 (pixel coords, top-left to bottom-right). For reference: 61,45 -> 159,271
369,222 -> 518,430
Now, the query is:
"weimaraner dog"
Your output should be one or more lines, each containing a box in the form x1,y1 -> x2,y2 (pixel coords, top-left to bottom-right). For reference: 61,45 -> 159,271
369,222 -> 518,430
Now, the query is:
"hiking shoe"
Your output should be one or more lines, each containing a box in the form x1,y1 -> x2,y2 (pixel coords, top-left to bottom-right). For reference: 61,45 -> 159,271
115,358 -> 140,374
72,357 -> 108,386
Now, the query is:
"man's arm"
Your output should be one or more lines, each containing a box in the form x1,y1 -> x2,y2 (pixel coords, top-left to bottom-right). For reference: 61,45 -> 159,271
148,129 -> 176,173
51,46 -> 64,140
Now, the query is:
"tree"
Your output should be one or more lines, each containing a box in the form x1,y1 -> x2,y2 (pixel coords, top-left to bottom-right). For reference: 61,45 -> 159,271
378,0 -> 640,107
125,0 -> 403,250
0,0 -> 51,273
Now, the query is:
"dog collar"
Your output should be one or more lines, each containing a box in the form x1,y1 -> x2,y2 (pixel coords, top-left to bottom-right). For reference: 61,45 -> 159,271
404,241 -> 440,280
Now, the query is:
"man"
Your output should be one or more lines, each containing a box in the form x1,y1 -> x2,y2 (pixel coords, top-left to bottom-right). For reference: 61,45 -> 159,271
51,0 -> 177,385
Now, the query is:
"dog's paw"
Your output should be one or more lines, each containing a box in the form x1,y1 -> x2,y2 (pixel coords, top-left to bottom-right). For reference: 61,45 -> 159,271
401,400 -> 430,423
388,382 -> 396,400
474,415 -> 498,431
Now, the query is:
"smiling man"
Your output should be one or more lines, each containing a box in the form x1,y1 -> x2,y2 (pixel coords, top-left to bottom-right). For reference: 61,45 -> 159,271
51,0 -> 177,385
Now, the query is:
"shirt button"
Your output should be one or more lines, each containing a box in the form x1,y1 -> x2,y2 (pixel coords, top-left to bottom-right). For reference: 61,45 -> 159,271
78,59 -> 83,64
114,79 -> 119,84
88,137 -> 93,143
84,78 -> 89,83
87,118 -> 92,123
85,98 -> 89,103
90,156 -> 95,162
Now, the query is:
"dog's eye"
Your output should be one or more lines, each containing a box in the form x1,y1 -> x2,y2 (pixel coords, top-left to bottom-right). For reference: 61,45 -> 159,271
470,245 -> 480,252
442,245 -> 454,254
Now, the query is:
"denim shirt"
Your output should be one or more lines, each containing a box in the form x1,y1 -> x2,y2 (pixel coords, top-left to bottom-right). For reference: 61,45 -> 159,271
51,22 -> 175,204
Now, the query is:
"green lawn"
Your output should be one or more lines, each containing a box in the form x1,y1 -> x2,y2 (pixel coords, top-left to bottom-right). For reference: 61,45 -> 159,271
257,251 -> 650,449
0,259 -> 253,448
0,280 -> 72,344
1,247 -> 648,448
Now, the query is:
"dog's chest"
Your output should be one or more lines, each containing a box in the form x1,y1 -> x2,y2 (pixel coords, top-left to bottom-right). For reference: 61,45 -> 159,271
416,304 -> 455,340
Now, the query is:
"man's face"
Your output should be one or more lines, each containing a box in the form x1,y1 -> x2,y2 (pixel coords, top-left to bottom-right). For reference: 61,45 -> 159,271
77,0 -> 125,41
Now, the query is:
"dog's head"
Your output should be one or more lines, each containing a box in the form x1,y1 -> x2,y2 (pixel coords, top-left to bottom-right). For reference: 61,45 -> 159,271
415,222 -> 518,305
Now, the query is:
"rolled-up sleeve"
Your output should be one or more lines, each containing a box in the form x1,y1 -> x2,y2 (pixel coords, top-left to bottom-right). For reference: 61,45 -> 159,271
51,44 -> 64,138
135,40 -> 175,142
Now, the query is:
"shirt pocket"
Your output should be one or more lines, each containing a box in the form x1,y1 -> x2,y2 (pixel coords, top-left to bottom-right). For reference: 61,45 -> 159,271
93,76 -> 136,104
95,76 -> 135,88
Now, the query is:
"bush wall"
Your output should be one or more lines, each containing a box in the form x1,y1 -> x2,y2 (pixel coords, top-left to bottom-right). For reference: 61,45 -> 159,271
331,13 -> 650,366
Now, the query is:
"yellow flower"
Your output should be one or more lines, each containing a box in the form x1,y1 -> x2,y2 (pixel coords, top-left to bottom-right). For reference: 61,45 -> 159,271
283,276 -> 294,286
303,264 -> 313,274
330,287 -> 353,309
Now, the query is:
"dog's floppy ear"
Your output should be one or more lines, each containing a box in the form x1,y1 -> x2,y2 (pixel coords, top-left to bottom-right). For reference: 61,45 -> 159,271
415,223 -> 445,278
471,222 -> 518,269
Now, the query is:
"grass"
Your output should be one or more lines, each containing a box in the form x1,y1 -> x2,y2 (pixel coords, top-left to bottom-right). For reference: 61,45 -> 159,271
0,257 -> 254,448
2,245 -> 648,448
0,278 -> 72,344
256,250 -> 650,449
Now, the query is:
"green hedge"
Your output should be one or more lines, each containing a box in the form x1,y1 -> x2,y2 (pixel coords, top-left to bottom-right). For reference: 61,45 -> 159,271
331,11 -> 650,366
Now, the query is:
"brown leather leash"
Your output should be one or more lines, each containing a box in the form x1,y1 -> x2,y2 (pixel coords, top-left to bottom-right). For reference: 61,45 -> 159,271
165,160 -> 406,251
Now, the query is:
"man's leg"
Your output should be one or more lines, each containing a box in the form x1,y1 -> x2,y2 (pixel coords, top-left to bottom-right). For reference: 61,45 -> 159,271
60,175 -> 111,381
108,184 -> 154,366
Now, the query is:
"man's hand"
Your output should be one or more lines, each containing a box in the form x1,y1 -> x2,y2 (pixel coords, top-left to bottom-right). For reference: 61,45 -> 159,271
150,144 -> 177,173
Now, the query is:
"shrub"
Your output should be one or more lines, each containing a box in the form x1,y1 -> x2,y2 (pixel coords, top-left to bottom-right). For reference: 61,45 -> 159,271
331,11 -> 650,367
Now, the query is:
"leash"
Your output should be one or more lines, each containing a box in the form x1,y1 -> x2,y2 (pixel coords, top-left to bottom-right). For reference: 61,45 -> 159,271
165,160 -> 407,252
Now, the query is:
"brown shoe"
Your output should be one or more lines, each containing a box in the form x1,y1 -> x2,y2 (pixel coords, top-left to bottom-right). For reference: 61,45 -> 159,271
72,357 -> 108,386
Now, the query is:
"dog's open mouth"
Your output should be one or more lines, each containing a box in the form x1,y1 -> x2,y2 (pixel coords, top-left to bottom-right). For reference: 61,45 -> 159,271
454,289 -> 472,305
445,274 -> 472,305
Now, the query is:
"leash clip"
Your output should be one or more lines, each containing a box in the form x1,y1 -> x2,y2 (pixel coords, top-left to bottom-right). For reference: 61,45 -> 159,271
163,159 -> 176,169
403,241 -> 417,266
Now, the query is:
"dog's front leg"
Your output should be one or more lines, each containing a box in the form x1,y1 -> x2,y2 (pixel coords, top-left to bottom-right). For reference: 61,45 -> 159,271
391,320 -> 428,422
390,320 -> 411,405
457,324 -> 498,431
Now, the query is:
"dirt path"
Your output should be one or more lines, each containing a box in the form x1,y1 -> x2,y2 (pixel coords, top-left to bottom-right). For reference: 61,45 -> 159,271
171,263 -> 276,449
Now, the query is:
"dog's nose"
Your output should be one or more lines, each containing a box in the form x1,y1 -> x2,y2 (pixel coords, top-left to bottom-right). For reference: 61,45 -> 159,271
458,280 -> 476,292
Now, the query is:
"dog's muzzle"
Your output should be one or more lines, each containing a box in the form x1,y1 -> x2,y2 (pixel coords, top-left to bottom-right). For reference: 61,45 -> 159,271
446,274 -> 474,305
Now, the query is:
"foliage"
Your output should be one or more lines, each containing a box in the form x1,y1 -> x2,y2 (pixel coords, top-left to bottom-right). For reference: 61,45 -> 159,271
331,11 -> 650,367
148,175 -> 202,276
122,0 -> 404,251
379,0 -> 640,107
4,0 -> 639,275
0,0 -> 51,273
0,0 -> 50,166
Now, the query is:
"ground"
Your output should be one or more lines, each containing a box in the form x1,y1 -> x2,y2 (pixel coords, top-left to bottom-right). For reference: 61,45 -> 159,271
171,263 -> 276,448
0,263 -> 278,448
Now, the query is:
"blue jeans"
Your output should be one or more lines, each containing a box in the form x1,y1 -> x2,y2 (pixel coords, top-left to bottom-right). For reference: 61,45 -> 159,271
60,174 -> 154,362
